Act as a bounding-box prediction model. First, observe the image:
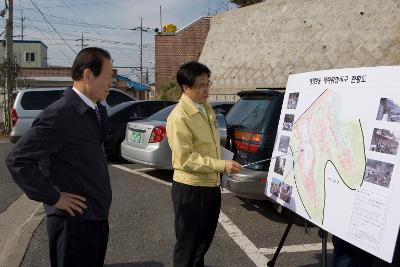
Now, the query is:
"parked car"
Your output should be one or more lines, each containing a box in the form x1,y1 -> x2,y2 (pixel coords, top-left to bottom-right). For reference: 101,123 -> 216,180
10,87 -> 135,143
223,89 -> 285,200
120,102 -> 235,169
105,100 -> 176,160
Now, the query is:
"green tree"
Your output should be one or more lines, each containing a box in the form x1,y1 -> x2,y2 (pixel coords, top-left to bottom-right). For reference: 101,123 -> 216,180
156,77 -> 182,101
229,0 -> 264,7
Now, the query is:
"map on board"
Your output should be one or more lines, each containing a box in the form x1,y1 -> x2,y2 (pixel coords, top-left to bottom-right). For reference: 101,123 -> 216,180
265,66 -> 400,263
289,89 -> 366,224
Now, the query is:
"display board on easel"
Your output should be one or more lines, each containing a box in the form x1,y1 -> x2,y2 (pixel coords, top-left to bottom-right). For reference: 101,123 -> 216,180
265,66 -> 400,263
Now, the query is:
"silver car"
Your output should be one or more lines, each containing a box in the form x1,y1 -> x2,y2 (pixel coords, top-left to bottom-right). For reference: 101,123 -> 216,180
120,102 -> 234,169
9,87 -> 135,143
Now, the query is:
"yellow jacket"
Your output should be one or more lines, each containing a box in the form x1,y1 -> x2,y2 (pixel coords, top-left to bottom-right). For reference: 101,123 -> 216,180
166,94 -> 225,187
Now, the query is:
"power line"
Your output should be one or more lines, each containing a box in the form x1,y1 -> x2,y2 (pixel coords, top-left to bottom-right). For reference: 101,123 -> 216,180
30,0 -> 77,54
14,5 -> 134,30
55,0 -> 134,63
24,16 -> 74,64
23,17 -> 133,30
14,5 -> 160,32
20,24 -> 155,50
39,0 -> 134,9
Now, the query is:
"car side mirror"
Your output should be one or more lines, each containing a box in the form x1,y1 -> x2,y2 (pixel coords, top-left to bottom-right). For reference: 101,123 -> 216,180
216,114 -> 227,147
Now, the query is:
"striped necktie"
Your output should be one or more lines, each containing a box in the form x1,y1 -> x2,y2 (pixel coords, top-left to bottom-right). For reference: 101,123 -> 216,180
94,106 -> 101,123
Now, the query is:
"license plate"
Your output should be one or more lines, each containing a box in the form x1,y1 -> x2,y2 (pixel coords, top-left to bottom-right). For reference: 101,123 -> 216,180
130,131 -> 142,143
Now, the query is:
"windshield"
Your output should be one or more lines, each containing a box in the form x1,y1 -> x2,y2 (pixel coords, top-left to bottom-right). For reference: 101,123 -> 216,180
147,104 -> 176,121
226,95 -> 275,132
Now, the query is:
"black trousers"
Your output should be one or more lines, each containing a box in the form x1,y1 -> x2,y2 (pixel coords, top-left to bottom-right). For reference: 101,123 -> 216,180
171,181 -> 221,267
47,215 -> 109,267
332,234 -> 400,267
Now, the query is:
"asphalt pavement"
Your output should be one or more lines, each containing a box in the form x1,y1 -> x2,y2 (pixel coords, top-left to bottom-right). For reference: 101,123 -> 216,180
0,140 -> 333,267
0,139 -> 22,213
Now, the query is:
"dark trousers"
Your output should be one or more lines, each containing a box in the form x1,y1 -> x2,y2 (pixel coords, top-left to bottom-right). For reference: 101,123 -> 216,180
47,215 -> 109,267
171,181 -> 221,267
332,235 -> 400,267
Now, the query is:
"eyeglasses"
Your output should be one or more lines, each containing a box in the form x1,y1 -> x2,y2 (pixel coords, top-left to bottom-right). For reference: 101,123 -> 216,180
194,80 -> 213,90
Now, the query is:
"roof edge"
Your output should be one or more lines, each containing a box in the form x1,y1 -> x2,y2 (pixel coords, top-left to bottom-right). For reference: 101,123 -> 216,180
175,16 -> 212,34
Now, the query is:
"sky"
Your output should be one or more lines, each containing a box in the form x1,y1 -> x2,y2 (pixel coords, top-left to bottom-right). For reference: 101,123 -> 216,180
1,0 -> 237,84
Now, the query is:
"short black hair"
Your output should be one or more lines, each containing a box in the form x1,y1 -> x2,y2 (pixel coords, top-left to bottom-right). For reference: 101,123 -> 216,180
71,47 -> 111,81
176,61 -> 211,91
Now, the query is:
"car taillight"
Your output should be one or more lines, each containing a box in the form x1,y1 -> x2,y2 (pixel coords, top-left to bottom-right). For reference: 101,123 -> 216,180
11,108 -> 18,127
149,126 -> 166,143
233,131 -> 261,152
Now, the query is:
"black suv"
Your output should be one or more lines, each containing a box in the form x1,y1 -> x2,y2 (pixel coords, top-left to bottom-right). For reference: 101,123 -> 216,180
223,89 -> 285,200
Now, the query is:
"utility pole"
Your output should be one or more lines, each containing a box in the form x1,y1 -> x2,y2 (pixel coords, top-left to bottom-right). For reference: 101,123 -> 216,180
20,9 -> 24,40
146,67 -> 149,85
140,18 -> 143,85
130,18 -> 153,85
75,32 -> 87,50
159,6 -> 162,32
5,0 -> 13,68
2,0 -> 14,134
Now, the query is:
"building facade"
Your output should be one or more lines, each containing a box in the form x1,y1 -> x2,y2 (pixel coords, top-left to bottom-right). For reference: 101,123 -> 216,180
0,40 -> 47,68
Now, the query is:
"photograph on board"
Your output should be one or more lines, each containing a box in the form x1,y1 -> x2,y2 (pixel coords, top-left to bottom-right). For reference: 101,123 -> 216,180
370,128 -> 400,156
364,158 -> 394,188
278,135 -> 290,153
287,92 -> 300,109
283,114 -> 295,131
376,98 -> 400,122
274,156 -> 286,175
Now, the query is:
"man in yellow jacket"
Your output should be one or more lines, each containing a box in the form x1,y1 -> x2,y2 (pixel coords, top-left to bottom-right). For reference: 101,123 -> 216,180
167,61 -> 242,267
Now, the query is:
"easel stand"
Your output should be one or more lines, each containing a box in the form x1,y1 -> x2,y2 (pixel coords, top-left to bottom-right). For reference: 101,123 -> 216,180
318,228 -> 328,267
267,210 -> 329,267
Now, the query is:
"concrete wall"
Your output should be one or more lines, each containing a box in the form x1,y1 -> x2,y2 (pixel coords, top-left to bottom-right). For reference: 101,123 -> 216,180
199,0 -> 400,99
40,44 -> 48,68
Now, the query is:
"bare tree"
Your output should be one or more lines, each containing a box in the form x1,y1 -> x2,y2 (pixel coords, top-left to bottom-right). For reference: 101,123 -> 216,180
215,0 -> 236,12
0,59 -> 19,134
229,0 -> 264,7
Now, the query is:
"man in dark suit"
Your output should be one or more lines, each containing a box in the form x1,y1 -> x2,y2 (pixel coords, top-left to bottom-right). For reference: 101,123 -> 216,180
6,47 -> 113,267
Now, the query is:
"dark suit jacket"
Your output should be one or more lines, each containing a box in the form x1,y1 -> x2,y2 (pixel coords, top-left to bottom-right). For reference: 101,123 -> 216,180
6,88 -> 112,220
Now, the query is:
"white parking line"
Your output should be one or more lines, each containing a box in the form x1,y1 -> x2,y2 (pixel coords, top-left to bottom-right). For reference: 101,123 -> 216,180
113,164 -> 269,267
134,167 -> 156,172
112,165 -> 231,193
259,242 -> 334,255
218,212 -> 270,266
112,165 -> 172,186
113,164 -> 334,266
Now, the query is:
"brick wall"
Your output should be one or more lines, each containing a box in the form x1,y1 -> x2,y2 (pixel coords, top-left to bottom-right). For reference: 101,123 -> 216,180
155,17 -> 211,89
19,67 -> 71,77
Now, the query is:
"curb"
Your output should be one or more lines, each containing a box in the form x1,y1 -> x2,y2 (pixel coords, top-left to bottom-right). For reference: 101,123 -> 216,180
0,194 -> 45,267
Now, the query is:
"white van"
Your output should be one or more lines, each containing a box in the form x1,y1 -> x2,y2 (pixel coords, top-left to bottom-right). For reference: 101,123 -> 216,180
10,87 -> 135,143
